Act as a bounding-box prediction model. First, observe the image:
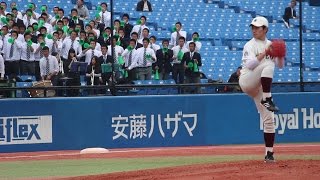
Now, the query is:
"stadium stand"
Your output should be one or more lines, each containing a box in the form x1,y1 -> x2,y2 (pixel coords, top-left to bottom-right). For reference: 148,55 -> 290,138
0,0 -> 319,97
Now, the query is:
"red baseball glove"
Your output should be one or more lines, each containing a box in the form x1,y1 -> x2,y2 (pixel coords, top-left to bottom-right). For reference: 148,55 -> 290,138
266,39 -> 286,58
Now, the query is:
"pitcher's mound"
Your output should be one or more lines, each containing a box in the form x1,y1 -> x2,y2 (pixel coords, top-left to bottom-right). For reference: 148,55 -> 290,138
80,148 -> 110,154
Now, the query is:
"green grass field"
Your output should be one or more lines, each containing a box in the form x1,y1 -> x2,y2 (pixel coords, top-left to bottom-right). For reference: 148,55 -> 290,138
0,155 -> 320,179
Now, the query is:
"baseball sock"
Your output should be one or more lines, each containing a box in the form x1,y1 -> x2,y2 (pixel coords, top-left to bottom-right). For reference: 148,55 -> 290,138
264,133 -> 275,155
261,77 -> 272,100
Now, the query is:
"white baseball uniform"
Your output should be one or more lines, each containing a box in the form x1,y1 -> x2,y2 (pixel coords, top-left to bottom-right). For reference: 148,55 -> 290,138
239,38 -> 275,134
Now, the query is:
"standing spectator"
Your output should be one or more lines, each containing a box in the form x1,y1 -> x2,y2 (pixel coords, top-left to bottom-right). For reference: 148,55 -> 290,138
172,37 -> 188,85
10,2 -> 23,20
137,28 -> 150,44
131,16 -> 149,40
169,22 -> 187,48
154,39 -> 173,80
3,30 -> 20,79
11,8 -> 24,27
282,0 -> 298,28
74,0 -> 89,20
128,38 -> 156,80
149,36 -> 161,53
131,32 -> 143,49
99,2 -> 111,29
69,9 -> 85,30
136,0 -> 153,12
187,32 -> 202,52
107,37 -> 124,65
122,39 -> 138,82
98,27 -> 112,46
122,14 -> 133,40
39,46 -> 59,86
61,31 -> 82,70
23,9 -> 37,28
98,44 -> 113,86
182,42 -> 202,94
0,54 -> 4,79
17,33 -> 39,75
77,40 -> 102,65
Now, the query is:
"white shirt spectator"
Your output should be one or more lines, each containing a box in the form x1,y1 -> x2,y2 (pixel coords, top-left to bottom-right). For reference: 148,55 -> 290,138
77,48 -> 102,65
107,45 -> 124,64
23,16 -> 37,28
128,47 -> 156,70
172,45 -> 189,64
122,48 -> 137,68
170,30 -> 187,48
61,37 -> 82,59
3,38 -> 21,61
40,55 -> 59,76
99,11 -> 111,27
148,43 -> 160,53
186,40 -> 202,52
131,24 -> 149,40
16,40 -> 39,61
0,54 -> 4,78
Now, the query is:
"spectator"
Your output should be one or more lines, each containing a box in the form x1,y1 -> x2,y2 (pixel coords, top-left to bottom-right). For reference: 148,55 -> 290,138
122,39 -> 138,82
187,32 -> 202,52
149,36 -> 160,53
131,16 -> 149,40
23,9 -> 37,28
122,14 -> 133,40
74,0 -> 89,20
154,39 -> 173,80
182,42 -> 202,94
170,22 -> 187,48
10,2 -> 23,20
77,40 -> 102,65
39,46 -> 59,86
172,36 -> 188,85
18,33 -> 39,76
0,53 -> 4,80
3,30 -> 20,79
225,66 -> 242,92
11,8 -> 24,27
117,28 -> 128,49
137,28 -> 149,44
69,9 -> 85,30
99,2 -> 111,28
61,31 -> 82,67
86,56 -> 101,88
128,38 -> 156,80
131,32 -> 143,49
99,44 -> 113,86
98,27 -> 112,46
282,0 -> 298,28
107,37 -> 124,65
136,0 -> 153,12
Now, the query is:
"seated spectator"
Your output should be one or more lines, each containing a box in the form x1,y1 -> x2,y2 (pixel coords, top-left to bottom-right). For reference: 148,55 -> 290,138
74,0 -> 89,20
225,66 -> 242,92
136,0 -> 153,12
282,0 -> 298,28
86,56 -> 101,86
